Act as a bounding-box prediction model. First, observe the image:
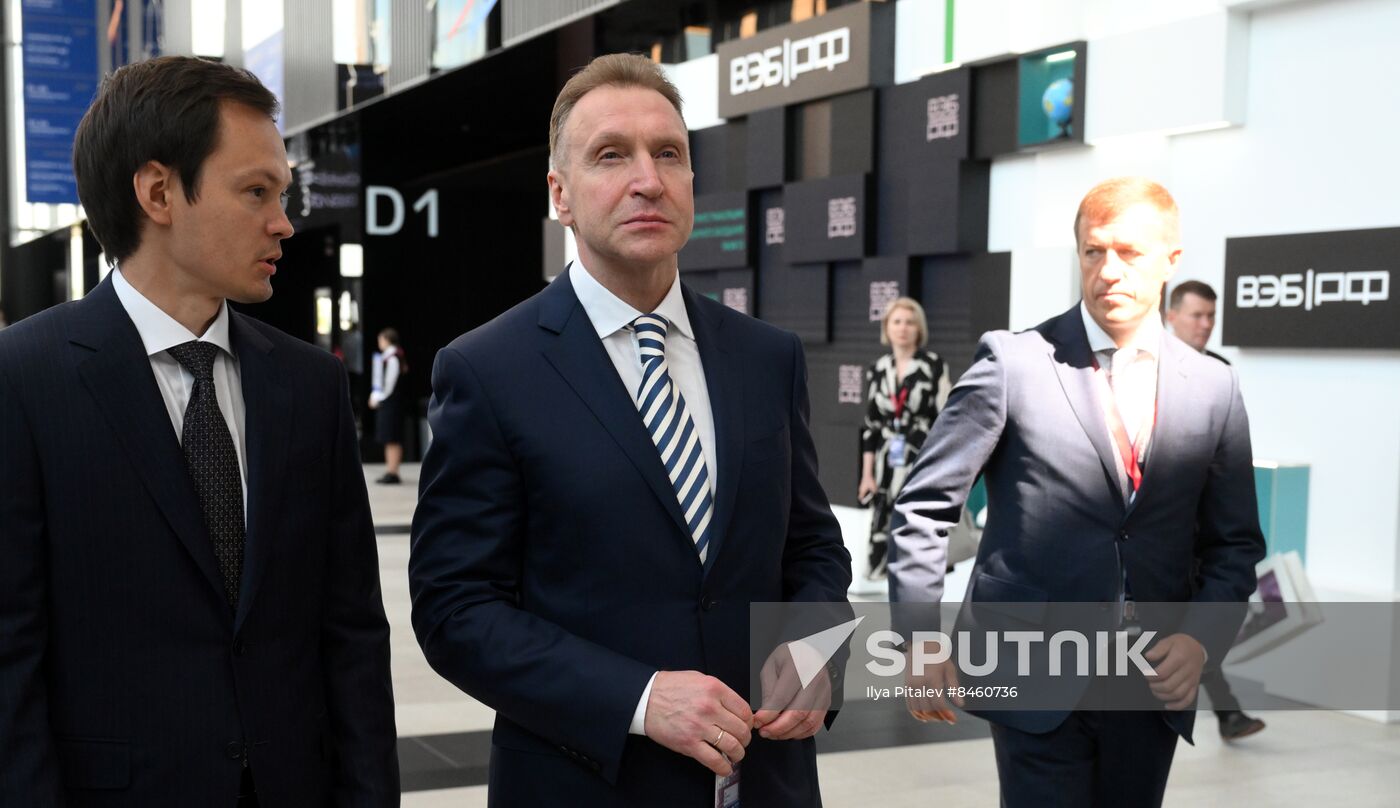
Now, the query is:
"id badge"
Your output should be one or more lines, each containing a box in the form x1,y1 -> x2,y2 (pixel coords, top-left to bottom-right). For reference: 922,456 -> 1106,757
715,762 -> 740,807
887,435 -> 907,468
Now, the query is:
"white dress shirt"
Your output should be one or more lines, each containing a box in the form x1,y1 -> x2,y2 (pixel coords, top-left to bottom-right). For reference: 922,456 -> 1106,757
1080,302 -> 1162,478
569,260 -> 718,737
112,268 -> 249,509
370,352 -> 400,406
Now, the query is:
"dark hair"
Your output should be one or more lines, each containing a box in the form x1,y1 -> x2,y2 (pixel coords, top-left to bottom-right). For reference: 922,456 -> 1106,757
1169,280 -> 1217,309
378,328 -> 400,345
73,56 -> 279,263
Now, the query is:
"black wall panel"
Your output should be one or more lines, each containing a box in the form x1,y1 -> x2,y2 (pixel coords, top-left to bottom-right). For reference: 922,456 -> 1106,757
680,190 -> 750,272
754,188 -> 830,342
918,251 -> 1011,378
906,159 -> 990,255
972,59 -> 1018,160
783,173 -> 872,263
687,268 -> 756,317
761,262 -> 831,343
791,89 -> 878,182
691,122 -> 748,195
745,107 -> 789,189
831,256 -> 915,345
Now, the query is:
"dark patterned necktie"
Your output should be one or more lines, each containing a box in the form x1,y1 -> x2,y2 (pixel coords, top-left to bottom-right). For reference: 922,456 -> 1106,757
167,340 -> 245,610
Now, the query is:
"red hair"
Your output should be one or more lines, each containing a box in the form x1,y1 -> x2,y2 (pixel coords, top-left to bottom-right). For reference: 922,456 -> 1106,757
1073,176 -> 1179,245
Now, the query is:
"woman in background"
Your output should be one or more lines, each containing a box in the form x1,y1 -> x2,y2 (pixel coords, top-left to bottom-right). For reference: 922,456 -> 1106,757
858,298 -> 951,580
370,328 -> 407,485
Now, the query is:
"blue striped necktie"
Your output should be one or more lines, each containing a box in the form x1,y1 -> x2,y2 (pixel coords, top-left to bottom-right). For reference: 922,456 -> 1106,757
632,314 -> 714,562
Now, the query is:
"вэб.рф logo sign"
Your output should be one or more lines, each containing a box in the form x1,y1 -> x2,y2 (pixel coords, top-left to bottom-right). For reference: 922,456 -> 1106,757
729,27 -> 850,96
1223,227 -> 1400,349
1235,269 -> 1388,310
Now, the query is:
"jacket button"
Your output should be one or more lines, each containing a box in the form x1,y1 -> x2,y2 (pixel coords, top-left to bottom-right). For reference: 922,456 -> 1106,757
233,639 -> 247,657
1117,530 -> 1129,543
225,742 -> 243,760
700,596 -> 714,612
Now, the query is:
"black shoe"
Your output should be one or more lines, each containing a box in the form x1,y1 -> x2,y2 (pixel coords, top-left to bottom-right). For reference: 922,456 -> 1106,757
1217,710 -> 1266,741
376,473 -> 402,485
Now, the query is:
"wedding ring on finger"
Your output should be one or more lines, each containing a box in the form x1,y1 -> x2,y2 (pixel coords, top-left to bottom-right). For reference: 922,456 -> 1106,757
712,728 -> 726,747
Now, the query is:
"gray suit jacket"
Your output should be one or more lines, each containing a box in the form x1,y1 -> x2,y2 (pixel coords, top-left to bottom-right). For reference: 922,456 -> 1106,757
889,304 -> 1265,738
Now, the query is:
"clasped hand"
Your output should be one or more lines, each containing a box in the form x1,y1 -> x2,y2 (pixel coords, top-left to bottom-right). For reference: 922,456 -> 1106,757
643,643 -> 832,777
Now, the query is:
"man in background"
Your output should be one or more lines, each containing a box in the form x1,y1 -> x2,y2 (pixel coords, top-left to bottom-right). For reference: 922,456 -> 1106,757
1167,279 -> 1268,741
890,177 -> 1266,807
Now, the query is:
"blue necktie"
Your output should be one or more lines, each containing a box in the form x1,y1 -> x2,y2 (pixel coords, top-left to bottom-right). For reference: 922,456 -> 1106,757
632,314 -> 714,562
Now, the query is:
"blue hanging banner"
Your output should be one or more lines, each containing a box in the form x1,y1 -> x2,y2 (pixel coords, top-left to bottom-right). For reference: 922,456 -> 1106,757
21,0 -> 100,204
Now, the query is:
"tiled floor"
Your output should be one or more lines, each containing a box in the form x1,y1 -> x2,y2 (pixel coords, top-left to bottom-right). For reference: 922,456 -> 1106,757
368,464 -> 1400,807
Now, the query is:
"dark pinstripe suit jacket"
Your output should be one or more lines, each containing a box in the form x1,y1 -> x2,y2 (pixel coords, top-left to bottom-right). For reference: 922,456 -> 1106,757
0,277 -> 398,807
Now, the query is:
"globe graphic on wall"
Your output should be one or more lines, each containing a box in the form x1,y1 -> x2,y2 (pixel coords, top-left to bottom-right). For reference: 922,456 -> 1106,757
1042,77 -> 1074,137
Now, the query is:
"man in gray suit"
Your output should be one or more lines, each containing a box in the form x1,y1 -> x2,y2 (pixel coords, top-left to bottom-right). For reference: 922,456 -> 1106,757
888,177 -> 1265,807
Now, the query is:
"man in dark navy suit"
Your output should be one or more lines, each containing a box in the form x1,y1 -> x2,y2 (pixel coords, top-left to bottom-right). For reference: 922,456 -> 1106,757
0,57 -> 398,806
1167,279 -> 1269,742
890,178 -> 1266,807
409,54 -> 851,806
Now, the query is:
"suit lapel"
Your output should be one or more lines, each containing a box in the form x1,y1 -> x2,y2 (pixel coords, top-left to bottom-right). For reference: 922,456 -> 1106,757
537,272 -> 700,562
1046,308 -> 1127,510
685,287 -> 744,577
71,278 -> 228,604
1127,334 -> 1190,517
230,313 -> 291,630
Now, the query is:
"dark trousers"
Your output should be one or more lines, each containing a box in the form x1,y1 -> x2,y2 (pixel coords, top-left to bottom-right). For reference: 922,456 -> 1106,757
1200,667 -> 1241,715
991,710 -> 1178,808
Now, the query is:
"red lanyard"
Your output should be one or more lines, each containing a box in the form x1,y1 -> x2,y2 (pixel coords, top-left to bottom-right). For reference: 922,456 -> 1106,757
891,387 -> 910,421
1090,355 -> 1155,492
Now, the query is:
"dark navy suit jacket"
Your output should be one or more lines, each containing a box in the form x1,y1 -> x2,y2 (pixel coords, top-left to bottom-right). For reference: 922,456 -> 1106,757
890,305 -> 1266,742
0,277 -> 398,806
408,269 -> 851,806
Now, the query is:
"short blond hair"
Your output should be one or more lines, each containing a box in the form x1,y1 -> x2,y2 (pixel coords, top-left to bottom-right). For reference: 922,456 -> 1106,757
880,297 -> 928,348
549,53 -> 685,169
1073,176 -> 1179,246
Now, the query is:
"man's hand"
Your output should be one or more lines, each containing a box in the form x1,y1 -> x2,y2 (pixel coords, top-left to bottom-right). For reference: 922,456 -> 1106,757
904,642 -> 962,724
752,643 -> 832,741
643,671 -> 752,776
1144,633 -> 1207,710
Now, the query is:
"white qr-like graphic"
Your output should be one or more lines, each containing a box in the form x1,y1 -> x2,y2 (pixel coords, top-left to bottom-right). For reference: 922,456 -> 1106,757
827,197 -> 857,239
838,364 -> 864,404
927,94 -> 960,141
722,287 -> 749,314
869,281 -> 900,322
766,207 -> 786,245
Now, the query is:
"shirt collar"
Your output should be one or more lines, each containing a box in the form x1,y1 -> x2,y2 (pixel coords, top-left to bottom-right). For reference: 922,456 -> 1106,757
569,259 -> 694,341
112,267 -> 234,359
1079,300 -> 1163,359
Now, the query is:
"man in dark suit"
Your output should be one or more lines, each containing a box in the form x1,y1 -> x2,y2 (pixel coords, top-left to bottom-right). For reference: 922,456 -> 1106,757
889,177 -> 1266,807
1167,279 -> 1268,741
409,54 -> 851,806
0,57 -> 398,806
1167,280 -> 1231,366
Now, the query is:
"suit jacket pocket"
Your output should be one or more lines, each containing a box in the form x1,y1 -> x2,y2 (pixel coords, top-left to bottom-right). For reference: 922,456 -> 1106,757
57,737 -> 130,790
968,572 -> 1048,626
